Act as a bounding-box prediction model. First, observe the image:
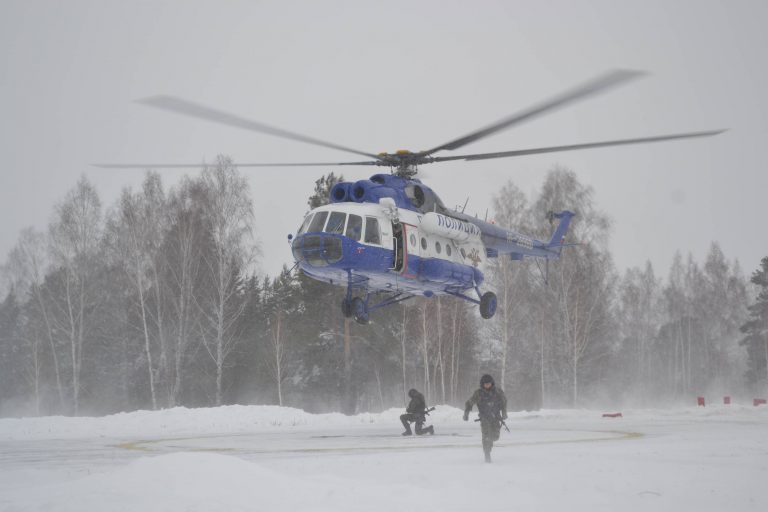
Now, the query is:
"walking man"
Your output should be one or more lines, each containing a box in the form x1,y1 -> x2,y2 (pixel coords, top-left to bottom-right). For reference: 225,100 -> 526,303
400,388 -> 434,436
464,374 -> 507,462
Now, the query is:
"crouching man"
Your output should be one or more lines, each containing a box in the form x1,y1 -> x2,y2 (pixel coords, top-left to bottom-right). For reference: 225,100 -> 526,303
400,388 -> 434,436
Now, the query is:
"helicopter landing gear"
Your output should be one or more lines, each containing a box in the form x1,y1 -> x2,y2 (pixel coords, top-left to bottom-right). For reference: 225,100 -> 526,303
351,297 -> 369,325
341,296 -> 368,324
479,291 -> 497,319
340,295 -> 371,324
341,298 -> 353,318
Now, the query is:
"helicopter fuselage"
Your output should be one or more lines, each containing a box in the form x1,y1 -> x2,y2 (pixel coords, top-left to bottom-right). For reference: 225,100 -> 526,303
290,201 -> 486,298
289,174 -> 575,322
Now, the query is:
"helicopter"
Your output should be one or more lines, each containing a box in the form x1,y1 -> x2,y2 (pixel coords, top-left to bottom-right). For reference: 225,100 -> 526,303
97,70 -> 724,324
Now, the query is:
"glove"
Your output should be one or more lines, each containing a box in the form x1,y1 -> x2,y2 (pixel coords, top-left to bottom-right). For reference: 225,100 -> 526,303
462,412 -> 469,421
501,414 -> 508,421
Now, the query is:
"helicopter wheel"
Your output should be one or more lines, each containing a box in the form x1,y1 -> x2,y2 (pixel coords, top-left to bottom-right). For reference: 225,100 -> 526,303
352,297 -> 369,325
341,298 -> 353,318
479,291 -> 497,319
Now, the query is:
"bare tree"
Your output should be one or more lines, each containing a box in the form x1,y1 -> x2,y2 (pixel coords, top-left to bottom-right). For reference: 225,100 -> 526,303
420,300 -> 431,402
618,262 -> 661,404
48,176 -> 102,414
198,157 -> 257,405
163,177 -> 204,406
6,228 -> 65,410
108,187 -> 162,409
531,168 -> 615,406
489,181 -> 530,390
269,309 -> 286,406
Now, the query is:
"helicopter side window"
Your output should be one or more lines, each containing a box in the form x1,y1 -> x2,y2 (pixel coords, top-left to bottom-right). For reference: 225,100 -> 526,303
308,211 -> 328,233
409,233 -> 416,248
421,237 -> 427,251
325,211 -> 346,234
364,217 -> 381,244
346,214 -> 362,241
446,244 -> 452,257
435,241 -> 442,254
297,213 -> 314,235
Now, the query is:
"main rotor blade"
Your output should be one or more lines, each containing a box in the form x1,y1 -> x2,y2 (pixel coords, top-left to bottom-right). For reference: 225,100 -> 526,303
429,130 -> 726,163
137,95 -> 382,160
422,69 -> 646,156
93,160 -> 381,169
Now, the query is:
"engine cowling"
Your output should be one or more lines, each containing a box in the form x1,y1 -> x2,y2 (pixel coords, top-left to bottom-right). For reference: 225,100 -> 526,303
420,212 -> 481,243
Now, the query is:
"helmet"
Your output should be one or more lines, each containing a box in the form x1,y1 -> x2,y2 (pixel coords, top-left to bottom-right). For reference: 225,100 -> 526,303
480,374 -> 495,387
408,388 -> 418,398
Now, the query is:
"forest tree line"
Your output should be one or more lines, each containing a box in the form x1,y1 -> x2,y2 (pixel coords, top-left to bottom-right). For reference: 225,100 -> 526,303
1,157 -> 766,417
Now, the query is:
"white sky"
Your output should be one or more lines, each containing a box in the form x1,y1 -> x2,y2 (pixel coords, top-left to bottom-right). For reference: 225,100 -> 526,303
1,0 -> 766,279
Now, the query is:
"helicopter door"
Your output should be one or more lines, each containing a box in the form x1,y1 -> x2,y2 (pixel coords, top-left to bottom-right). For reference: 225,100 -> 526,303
392,223 -> 404,272
400,223 -> 420,279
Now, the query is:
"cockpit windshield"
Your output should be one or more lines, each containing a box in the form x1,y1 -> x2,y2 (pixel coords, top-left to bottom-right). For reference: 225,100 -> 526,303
307,211 -> 328,233
297,213 -> 314,235
325,211 -> 346,234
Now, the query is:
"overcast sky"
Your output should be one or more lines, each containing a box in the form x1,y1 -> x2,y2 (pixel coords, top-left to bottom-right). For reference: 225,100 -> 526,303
1,0 -> 766,281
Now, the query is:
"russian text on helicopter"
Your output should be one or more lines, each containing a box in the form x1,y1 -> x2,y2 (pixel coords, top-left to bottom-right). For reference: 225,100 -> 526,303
97,70 -> 724,324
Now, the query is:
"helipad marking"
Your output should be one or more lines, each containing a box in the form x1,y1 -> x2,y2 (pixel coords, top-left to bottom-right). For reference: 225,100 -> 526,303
114,429 -> 643,455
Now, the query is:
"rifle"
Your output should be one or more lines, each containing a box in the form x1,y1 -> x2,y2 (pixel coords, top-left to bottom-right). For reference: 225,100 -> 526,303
474,415 -> 510,432
423,406 -> 436,416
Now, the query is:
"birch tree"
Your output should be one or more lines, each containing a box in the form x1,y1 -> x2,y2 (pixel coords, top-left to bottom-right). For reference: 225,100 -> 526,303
530,168 -> 615,406
163,177 -> 204,406
48,176 -> 102,414
489,181 -> 531,391
199,157 -> 256,405
6,228 -> 66,410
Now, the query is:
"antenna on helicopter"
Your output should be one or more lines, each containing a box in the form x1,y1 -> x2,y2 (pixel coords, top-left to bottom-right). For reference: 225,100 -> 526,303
461,197 -> 469,214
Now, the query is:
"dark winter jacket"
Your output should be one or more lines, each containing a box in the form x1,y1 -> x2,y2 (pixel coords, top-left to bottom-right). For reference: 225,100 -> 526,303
465,386 -> 507,421
406,390 -> 427,415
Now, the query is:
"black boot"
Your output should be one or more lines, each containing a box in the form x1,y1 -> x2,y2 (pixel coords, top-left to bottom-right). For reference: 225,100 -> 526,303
402,430 -> 413,436
425,425 -> 434,435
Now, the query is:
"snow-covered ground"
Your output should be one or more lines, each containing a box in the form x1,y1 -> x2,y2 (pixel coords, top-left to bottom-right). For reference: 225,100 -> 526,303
1,404 -> 766,512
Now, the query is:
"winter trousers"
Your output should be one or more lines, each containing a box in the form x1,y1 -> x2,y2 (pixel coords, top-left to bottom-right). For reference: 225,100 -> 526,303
480,418 -> 501,455
400,413 -> 426,434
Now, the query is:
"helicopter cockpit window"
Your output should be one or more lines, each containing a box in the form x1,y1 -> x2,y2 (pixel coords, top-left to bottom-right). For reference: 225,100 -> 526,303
307,211 -> 328,233
297,213 -> 314,235
325,211 -> 346,234
346,214 -> 362,241
364,217 -> 381,245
